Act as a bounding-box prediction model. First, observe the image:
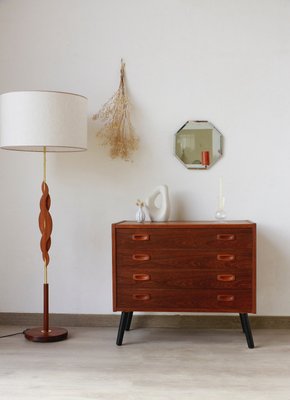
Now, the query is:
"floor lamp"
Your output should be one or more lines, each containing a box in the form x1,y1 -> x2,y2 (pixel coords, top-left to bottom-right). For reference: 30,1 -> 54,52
0,91 -> 87,342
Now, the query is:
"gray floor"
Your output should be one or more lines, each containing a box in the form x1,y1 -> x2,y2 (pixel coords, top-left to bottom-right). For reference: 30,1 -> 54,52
0,326 -> 290,399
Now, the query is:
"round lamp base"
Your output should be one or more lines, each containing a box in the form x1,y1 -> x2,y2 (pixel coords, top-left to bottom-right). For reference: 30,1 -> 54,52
24,327 -> 68,342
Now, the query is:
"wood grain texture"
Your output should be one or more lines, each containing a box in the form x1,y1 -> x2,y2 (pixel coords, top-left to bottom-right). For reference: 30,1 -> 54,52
117,251 -> 252,270
1,326 -> 290,398
116,228 -> 253,251
39,181 -> 52,267
112,221 -> 256,314
117,269 -> 252,289
116,288 -> 253,312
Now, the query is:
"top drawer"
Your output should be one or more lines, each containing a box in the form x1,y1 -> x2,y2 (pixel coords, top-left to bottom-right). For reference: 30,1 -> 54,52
116,228 -> 253,251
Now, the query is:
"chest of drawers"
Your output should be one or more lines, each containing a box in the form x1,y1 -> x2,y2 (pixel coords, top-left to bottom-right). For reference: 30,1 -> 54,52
112,220 -> 256,348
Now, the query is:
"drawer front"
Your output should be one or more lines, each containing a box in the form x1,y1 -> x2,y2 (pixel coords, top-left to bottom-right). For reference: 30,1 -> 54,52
116,250 -> 253,270
117,269 -> 252,289
115,288 -> 253,313
113,223 -> 256,314
116,228 -> 253,251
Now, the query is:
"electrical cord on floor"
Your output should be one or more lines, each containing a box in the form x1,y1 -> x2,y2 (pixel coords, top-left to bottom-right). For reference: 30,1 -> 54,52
0,329 -> 27,338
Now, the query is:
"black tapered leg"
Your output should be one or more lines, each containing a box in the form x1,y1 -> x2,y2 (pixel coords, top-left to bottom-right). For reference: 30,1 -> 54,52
116,312 -> 129,346
239,313 -> 246,333
125,312 -> 133,331
240,313 -> 254,349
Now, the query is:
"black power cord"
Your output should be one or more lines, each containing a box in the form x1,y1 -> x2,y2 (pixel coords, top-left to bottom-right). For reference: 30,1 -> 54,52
0,329 -> 27,338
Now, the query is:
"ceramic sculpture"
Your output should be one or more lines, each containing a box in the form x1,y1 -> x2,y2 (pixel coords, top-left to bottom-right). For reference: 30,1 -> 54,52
145,185 -> 170,222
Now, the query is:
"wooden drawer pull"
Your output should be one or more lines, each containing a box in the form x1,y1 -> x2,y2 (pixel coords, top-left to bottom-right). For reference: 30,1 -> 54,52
133,294 -> 150,301
217,234 -> 235,241
132,233 -> 150,241
217,294 -> 235,302
217,254 -> 235,261
217,274 -> 236,282
132,254 -> 150,261
133,273 -> 151,281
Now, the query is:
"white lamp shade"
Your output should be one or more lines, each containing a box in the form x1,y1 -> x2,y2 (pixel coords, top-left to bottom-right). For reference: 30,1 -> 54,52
0,91 -> 88,152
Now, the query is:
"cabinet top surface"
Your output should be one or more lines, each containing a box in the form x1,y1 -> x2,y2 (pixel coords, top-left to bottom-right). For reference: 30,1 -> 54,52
113,220 -> 255,228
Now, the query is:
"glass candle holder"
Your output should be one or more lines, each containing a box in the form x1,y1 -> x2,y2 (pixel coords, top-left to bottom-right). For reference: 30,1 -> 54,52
215,208 -> 227,220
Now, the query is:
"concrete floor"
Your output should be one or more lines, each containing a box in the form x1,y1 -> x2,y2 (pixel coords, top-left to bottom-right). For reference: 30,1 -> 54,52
0,326 -> 290,399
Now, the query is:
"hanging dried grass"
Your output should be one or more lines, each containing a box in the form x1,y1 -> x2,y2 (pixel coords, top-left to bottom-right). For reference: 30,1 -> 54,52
93,60 -> 139,161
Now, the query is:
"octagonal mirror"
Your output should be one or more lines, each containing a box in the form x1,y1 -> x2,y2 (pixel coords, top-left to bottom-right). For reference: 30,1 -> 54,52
175,121 -> 223,169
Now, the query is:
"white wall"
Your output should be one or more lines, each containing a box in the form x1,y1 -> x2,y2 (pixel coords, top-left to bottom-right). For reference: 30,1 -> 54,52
0,0 -> 290,315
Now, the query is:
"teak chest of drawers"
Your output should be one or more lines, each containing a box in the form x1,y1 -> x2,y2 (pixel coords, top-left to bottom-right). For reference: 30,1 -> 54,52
112,221 -> 256,348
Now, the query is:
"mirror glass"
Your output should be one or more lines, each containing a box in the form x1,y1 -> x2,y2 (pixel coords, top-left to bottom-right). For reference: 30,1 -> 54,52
174,121 -> 223,169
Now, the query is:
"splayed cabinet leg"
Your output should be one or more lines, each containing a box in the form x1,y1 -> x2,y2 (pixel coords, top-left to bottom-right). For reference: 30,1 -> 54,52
125,312 -> 133,331
116,312 -> 130,346
240,313 -> 254,349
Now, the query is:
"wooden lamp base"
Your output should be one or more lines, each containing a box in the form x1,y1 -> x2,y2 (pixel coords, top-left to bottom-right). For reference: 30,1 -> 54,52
24,327 -> 68,342
24,282 -> 68,343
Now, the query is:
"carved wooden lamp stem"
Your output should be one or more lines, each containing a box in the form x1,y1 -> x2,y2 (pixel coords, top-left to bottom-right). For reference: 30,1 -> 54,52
39,147 -> 52,333
24,148 -> 68,342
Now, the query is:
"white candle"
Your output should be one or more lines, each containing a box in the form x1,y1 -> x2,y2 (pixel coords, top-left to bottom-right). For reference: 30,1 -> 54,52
219,177 -> 224,210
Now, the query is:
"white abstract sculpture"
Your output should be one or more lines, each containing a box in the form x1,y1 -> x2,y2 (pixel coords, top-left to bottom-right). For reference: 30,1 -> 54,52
145,185 -> 170,222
